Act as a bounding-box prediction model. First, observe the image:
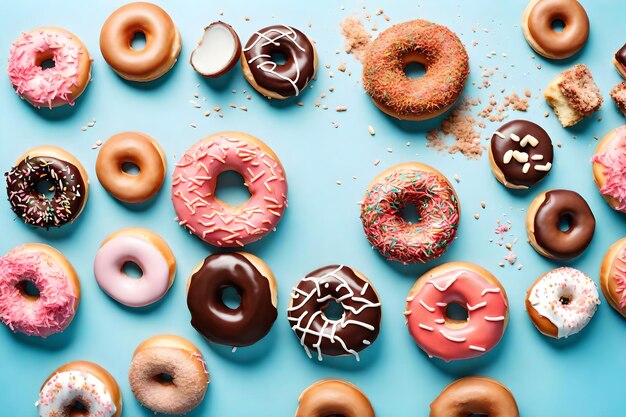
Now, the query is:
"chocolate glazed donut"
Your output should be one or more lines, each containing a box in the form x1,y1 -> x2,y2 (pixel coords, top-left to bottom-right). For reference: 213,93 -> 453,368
617,44 -> 626,69
187,253 -> 277,347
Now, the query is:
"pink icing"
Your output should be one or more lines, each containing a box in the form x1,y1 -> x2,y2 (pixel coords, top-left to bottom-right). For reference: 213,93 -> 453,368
592,126 -> 626,211
406,268 -> 508,361
94,235 -> 172,307
172,133 -> 288,247
0,246 -> 77,337
8,28 -> 87,108
612,245 -> 626,308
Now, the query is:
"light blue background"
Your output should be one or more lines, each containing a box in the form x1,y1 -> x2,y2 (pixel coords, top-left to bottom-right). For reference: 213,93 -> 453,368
1,1 -> 625,415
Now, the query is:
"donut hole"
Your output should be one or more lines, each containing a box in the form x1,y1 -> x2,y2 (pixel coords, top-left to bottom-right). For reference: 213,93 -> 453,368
399,203 -> 422,225
154,372 -> 174,385
322,299 -> 345,321
67,398 -> 89,417
444,302 -> 469,328
270,51 -> 288,65
559,294 -> 573,305
558,214 -> 573,232
39,58 -> 56,70
220,286 -> 242,310
122,261 -> 143,279
121,161 -> 141,176
215,170 -> 251,207
130,31 -> 147,50
551,19 -> 566,33
16,280 -> 40,300
35,179 -> 56,199
403,61 -> 427,79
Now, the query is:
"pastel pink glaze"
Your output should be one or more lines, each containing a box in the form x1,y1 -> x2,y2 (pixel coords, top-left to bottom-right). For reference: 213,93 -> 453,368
0,246 -> 77,337
94,235 -> 171,307
406,269 -> 508,361
593,126 -> 626,211
172,133 -> 288,247
8,28 -> 86,108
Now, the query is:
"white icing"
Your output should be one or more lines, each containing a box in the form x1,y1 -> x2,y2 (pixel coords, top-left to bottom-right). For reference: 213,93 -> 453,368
191,23 -> 238,75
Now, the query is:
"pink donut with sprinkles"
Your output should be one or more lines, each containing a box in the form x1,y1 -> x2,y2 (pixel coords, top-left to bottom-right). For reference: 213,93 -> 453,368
172,131 -> 288,247
8,27 -> 92,108
360,162 -> 460,264
405,262 -> 509,362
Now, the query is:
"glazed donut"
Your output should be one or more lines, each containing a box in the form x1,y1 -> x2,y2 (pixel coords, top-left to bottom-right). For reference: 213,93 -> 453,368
526,267 -> 600,338
526,189 -> 595,260
8,27 -> 91,108
241,25 -> 317,99
100,2 -> 181,82
172,131 -> 288,247
94,228 -> 176,307
37,361 -> 122,417
592,126 -> 626,213
600,238 -> 626,317
362,19 -> 469,120
521,0 -> 589,59
360,162 -> 460,264
489,120 -> 554,189
614,43 -> 626,79
96,132 -> 167,203
5,146 -> 89,228
430,376 -> 519,417
287,265 -> 382,361
0,243 -> 80,338
294,379 -> 375,417
405,262 -> 509,362
186,252 -> 278,347
128,335 -> 209,415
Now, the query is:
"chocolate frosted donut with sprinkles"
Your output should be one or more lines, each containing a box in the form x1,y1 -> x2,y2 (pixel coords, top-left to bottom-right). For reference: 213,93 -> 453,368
287,265 -> 382,361
241,25 -> 317,99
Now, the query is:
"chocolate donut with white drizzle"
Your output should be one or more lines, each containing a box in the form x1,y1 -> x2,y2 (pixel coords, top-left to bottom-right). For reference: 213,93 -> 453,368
241,25 -> 317,99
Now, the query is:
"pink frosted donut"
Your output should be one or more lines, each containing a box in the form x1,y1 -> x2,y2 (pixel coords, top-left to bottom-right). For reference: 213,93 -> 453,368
405,262 -> 509,361
0,243 -> 80,337
8,27 -> 92,108
172,131 -> 288,247
94,228 -> 176,307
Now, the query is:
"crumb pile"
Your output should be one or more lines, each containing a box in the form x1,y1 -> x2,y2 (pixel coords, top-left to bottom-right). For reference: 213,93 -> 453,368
340,17 -> 372,62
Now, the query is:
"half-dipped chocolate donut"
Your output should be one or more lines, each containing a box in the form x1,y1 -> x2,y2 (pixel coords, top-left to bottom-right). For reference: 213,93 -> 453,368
526,190 -> 595,260
187,252 -> 277,347
241,25 -> 317,99
489,120 -> 554,189
614,43 -> 626,79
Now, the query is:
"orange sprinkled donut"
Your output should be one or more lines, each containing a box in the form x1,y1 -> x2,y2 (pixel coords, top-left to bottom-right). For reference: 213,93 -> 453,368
362,19 -> 469,121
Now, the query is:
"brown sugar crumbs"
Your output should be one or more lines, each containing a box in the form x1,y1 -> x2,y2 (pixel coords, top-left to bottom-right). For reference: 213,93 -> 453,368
340,17 -> 372,62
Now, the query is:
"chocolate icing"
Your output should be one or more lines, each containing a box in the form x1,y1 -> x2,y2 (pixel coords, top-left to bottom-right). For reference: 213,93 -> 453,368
533,190 -> 595,260
243,25 -> 315,97
616,43 -> 626,68
187,253 -> 277,347
491,120 -> 554,188
287,265 -> 382,359
5,156 -> 86,228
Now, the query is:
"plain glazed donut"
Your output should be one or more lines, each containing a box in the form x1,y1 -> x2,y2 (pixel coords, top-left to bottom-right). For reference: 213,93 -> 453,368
128,334 -> 209,415
186,252 -> 278,347
526,267 -> 600,338
8,27 -> 92,108
526,189 -> 595,260
361,162 -> 460,264
37,360 -> 122,417
172,131 -> 288,247
96,132 -> 167,203
0,243 -> 80,338
362,19 -> 469,120
592,126 -> 626,213
100,2 -> 181,82
522,0 -> 589,59
5,146 -> 89,228
94,228 -> 176,307
405,262 -> 509,362
287,265 -> 382,361
294,379 -> 375,417
430,376 -> 518,417
600,238 -> 626,317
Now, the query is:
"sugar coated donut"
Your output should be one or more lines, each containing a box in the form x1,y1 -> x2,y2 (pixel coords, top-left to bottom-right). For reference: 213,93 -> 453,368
526,189 -> 595,260
406,262 -> 509,361
100,2 -> 181,82
94,228 -> 176,307
361,162 -> 460,264
241,25 -> 317,99
0,243 -> 80,338
295,379 -> 375,417
362,19 -> 469,120
37,361 -> 122,417
187,252 -> 278,347
526,267 -> 600,338
600,238 -> 626,318
128,335 -> 209,415
592,126 -> 626,213
8,27 -> 91,108
96,132 -> 167,203
5,146 -> 89,228
287,265 -> 382,361
430,376 -> 519,417
614,43 -> 626,79
172,131 -> 288,247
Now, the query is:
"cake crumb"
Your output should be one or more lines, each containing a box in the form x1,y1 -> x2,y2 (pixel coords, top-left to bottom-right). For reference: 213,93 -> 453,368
339,17 -> 372,62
